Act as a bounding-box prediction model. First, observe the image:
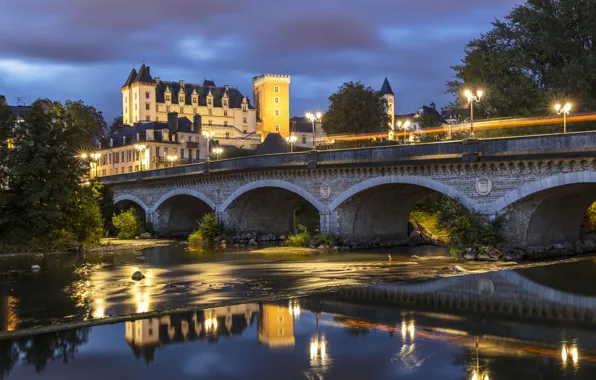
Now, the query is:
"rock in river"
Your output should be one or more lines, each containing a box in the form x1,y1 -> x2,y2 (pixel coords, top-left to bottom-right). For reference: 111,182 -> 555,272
31,265 -> 41,272
131,271 -> 145,281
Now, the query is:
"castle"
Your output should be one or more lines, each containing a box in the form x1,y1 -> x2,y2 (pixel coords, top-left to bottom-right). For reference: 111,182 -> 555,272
121,64 -> 291,144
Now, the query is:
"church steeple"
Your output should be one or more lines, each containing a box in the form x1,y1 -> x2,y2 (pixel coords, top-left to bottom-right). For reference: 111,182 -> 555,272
381,78 -> 394,95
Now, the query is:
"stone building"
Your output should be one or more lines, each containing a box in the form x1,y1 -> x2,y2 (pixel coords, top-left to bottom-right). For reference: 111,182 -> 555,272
121,64 -> 263,148
95,113 -> 205,177
253,74 -> 291,140
289,116 -> 324,149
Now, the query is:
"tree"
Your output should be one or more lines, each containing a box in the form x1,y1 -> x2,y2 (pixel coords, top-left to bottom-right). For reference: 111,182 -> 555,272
447,0 -> 596,119
0,98 -> 15,190
63,181 -> 105,246
110,114 -> 124,134
322,81 -> 389,135
112,208 -> 143,239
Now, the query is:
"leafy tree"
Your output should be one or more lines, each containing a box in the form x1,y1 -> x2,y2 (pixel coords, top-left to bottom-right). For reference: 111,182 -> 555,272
322,81 -> 389,135
112,208 -> 143,239
447,0 -> 596,120
63,181 -> 105,246
110,114 -> 124,133
188,213 -> 223,247
0,98 -> 15,190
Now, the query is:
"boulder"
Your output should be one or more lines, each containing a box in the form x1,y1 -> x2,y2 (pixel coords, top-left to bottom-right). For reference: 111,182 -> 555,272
585,240 -> 596,251
31,265 -> 41,272
420,228 -> 433,242
584,234 -> 596,245
501,246 -> 527,261
332,246 -> 340,252
453,265 -> 467,273
527,246 -> 546,257
562,241 -> 575,254
131,271 -> 145,281
139,232 -> 152,239
409,230 -> 422,244
220,243 -> 227,249
462,247 -> 478,261
248,238 -> 258,246
476,246 -> 501,261
35,254 -> 44,260
574,241 -> 587,255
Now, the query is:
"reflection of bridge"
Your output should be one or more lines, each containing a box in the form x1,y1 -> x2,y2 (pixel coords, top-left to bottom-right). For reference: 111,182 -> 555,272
103,132 -> 596,246
326,270 -> 596,324
125,303 -> 295,362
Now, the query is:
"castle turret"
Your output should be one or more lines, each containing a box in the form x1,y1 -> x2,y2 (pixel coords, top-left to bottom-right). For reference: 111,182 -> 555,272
381,78 -> 395,130
122,64 -> 157,124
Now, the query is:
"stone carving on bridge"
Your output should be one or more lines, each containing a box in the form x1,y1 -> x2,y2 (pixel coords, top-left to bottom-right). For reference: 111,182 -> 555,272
475,176 -> 492,195
214,188 -> 223,202
320,183 -> 331,199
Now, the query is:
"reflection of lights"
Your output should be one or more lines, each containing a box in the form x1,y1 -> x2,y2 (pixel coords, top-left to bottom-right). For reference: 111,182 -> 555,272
288,300 -> 301,319
471,371 -> 490,380
94,299 -> 105,318
561,344 -> 580,366
204,317 -> 218,332
309,336 -> 328,366
135,292 -> 150,313
401,319 -> 415,340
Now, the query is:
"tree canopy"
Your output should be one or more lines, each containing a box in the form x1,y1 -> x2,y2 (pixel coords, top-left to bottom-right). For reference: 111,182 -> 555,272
447,0 -> 596,118
322,81 -> 389,135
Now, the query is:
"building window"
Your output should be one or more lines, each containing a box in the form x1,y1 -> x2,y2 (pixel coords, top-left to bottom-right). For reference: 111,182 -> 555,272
121,152 -> 125,162
225,132 -> 230,139
278,329 -> 284,336
223,100 -> 228,107
108,154 -> 112,164
128,166 -> 132,172
208,98 -> 212,105
180,148 -> 185,159
302,136 -> 307,144
135,104 -> 137,110
121,167 -> 125,174
275,125 -> 280,132
275,109 -> 280,116
274,86 -> 279,93
145,92 -> 150,99
135,93 -> 137,99
125,96 -> 127,103
209,120 -> 212,126
179,96 -> 184,103
166,106 -> 170,113
223,110 -> 228,117
243,117 -> 247,123
243,129 -> 247,133
242,105 -> 247,112
208,109 -> 212,116
274,97 -> 279,104
102,169 -> 106,176
196,150 -> 200,159
166,95 -> 171,102
278,316 -> 284,323
135,165 -> 139,171
145,103 -> 150,110
192,97 -> 197,104
125,108 -> 127,114
146,116 -> 150,121
156,147 -> 160,157
224,121 -> 228,127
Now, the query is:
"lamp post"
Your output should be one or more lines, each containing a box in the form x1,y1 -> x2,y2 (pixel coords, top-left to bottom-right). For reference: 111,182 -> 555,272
285,135 -> 297,152
397,120 -> 411,144
555,103 -> 572,133
166,154 -> 178,167
90,153 -> 101,178
212,147 -> 223,161
202,130 -> 215,161
464,89 -> 483,138
134,144 -> 147,171
305,111 -> 322,149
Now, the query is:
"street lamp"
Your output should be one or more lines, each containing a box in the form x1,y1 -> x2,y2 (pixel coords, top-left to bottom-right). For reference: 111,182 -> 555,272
305,111 -> 322,149
166,154 -> 178,167
202,130 -> 215,161
134,144 -> 147,171
90,153 -> 101,178
397,120 -> 411,144
212,147 -> 223,161
286,135 -> 297,152
464,89 -> 483,138
555,103 -> 572,133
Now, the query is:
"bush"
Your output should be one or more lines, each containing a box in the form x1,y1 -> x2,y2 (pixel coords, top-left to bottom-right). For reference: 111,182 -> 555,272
188,230 -> 204,247
187,213 -> 223,246
311,233 -> 335,247
436,196 -> 503,249
585,202 -> 596,232
112,208 -> 142,239
285,230 -> 312,247
409,210 -> 448,240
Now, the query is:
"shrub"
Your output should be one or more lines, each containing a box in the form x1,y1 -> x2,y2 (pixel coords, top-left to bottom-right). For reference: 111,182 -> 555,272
310,233 -> 335,247
112,208 -> 142,239
188,230 -> 204,247
585,202 -> 596,232
284,230 -> 312,247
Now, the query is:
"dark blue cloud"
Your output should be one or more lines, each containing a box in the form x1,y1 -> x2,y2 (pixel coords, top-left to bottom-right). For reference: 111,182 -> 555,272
0,0 -> 519,121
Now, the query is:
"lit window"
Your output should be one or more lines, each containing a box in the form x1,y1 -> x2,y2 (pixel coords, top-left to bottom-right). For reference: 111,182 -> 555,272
223,100 -> 228,107
209,120 -> 212,126
274,97 -> 279,104
275,125 -> 280,132
243,117 -> 247,123
225,132 -> 230,139
166,95 -> 171,102
192,97 -> 197,104
274,86 -> 279,93
224,110 -> 228,116
224,121 -> 228,127
179,96 -> 184,103
243,129 -> 247,133
275,109 -> 280,116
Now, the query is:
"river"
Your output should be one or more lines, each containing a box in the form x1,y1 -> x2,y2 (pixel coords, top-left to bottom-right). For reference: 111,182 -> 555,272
2,244 -> 596,378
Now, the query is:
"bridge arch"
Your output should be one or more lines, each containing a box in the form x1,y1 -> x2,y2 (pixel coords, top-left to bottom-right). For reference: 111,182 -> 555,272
328,175 -> 473,241
220,180 -> 325,236
151,189 -> 216,236
113,194 -> 150,213
492,172 -> 596,246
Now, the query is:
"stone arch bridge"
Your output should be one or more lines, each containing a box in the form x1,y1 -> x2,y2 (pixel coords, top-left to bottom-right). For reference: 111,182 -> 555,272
100,132 -> 596,246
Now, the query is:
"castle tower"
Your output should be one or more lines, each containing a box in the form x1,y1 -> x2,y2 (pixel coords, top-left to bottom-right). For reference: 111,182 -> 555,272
253,74 -> 291,140
257,304 -> 295,348
381,78 -> 395,130
122,64 -> 156,125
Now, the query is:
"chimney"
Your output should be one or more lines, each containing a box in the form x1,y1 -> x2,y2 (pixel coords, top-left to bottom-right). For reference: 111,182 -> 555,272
193,114 -> 202,134
430,102 -> 436,110
168,112 -> 179,133
224,85 -> 229,91
109,138 -> 113,147
155,77 -> 161,84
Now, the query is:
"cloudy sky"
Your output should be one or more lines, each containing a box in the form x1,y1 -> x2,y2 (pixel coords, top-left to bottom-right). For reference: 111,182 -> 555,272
0,0 -> 520,122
